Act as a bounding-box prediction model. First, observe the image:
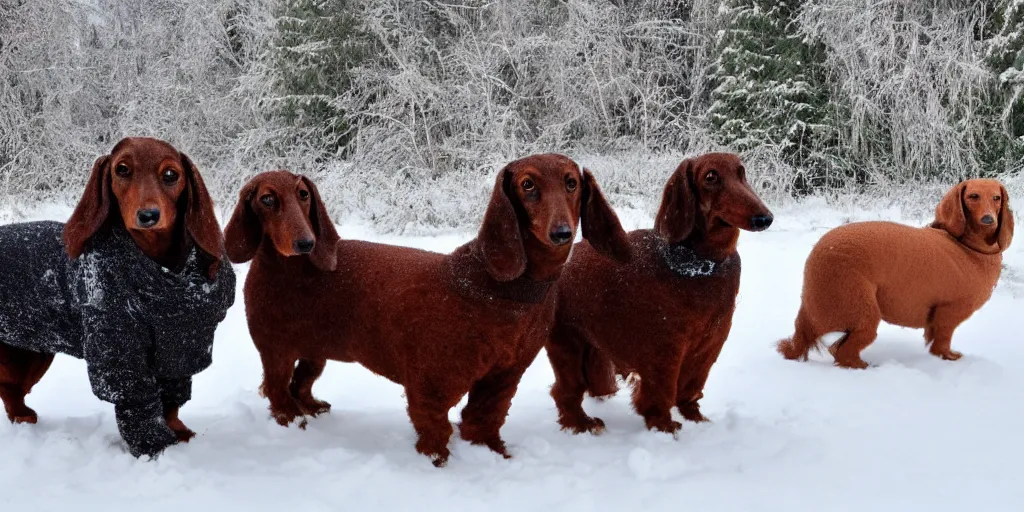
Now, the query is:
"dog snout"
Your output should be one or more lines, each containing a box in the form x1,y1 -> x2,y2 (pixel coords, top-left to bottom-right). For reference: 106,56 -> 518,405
751,214 -> 773,231
549,223 -> 573,245
293,239 -> 315,254
136,208 -> 161,229
981,214 -> 996,226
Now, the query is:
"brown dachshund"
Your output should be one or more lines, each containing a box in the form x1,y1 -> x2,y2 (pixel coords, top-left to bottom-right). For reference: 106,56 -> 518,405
0,136 -> 234,457
778,179 -> 1013,368
546,153 -> 773,435
225,154 -> 630,467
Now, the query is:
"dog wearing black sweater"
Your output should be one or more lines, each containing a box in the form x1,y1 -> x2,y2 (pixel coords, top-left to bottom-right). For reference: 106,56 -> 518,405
0,137 -> 235,458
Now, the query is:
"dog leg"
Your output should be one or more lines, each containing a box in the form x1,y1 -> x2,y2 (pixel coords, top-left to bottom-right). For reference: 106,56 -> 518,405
459,364 -> 532,456
290,358 -> 331,416
631,364 -> 682,435
406,385 -> 460,468
163,405 -> 196,442
926,305 -> 967,361
676,320 -> 731,423
828,328 -> 875,369
0,384 -> 36,424
258,350 -> 306,428
0,344 -> 53,424
545,331 -> 606,435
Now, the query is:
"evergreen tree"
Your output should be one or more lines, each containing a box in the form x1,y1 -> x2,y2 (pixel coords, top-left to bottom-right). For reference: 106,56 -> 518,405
984,0 -> 1024,172
708,0 -> 844,192
274,0 -> 370,157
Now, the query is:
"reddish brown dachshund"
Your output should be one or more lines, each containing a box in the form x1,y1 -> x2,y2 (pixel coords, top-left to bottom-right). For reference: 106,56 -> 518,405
225,154 -> 630,467
546,153 -> 773,435
778,179 -> 1013,368
0,137 -> 231,455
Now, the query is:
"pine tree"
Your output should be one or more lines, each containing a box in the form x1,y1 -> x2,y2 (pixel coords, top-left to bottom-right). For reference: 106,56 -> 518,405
274,0 -> 370,157
708,0 -> 843,192
984,0 -> 1024,172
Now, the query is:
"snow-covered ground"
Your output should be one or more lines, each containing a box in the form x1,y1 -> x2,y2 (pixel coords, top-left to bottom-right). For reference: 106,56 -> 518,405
2,201 -> 1023,511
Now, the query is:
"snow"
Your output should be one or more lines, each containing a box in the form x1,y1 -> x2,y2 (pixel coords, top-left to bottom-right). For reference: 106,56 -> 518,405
2,202 -> 1024,510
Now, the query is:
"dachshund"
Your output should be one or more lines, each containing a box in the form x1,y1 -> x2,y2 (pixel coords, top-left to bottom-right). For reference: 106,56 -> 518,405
0,136 -> 235,457
546,153 -> 773,434
225,154 -> 630,467
778,179 -> 1013,368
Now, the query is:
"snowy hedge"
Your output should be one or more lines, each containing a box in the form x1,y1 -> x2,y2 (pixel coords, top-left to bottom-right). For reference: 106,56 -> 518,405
1,0 -> 1021,231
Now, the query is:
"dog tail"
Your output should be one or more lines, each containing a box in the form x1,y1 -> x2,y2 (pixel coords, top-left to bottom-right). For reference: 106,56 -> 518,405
777,306 -> 821,361
582,345 -> 619,399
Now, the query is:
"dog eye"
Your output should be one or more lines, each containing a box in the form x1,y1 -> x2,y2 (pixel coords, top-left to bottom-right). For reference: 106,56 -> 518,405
566,178 -> 578,192
260,194 -> 276,207
522,179 -> 535,191
115,164 -> 131,178
968,193 -> 980,200
298,189 -> 310,201
705,170 -> 719,184
161,169 -> 179,184
995,196 -> 1002,201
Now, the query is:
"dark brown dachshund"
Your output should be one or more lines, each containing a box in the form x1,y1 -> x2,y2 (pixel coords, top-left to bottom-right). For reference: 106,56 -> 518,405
225,154 -> 630,467
546,153 -> 773,435
0,136 -> 234,457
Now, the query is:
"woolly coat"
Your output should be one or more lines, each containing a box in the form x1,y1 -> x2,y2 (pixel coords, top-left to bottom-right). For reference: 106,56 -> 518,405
0,221 -> 235,456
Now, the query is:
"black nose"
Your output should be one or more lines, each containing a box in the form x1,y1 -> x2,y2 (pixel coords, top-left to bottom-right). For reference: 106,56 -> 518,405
550,224 -> 573,245
136,209 -> 160,228
751,215 -> 773,230
294,239 -> 315,254
981,215 -> 995,225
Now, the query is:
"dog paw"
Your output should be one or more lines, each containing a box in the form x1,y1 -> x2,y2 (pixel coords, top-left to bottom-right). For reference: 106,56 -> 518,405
10,413 -> 38,424
171,427 -> 196,443
6,406 -> 39,424
429,453 -> 450,468
475,439 -> 512,459
644,417 -> 682,435
559,415 -> 606,435
415,442 -> 451,468
677,403 -> 709,423
931,349 -> 963,361
459,424 -> 513,458
298,398 -> 332,417
271,407 -> 307,429
834,358 -> 869,370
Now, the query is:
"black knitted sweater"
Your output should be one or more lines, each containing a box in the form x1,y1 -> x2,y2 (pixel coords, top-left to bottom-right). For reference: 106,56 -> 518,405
0,221 -> 235,457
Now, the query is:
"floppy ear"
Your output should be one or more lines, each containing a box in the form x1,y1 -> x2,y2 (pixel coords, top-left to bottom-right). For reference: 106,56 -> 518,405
64,154 -> 112,259
931,182 -> 967,238
180,153 -> 225,268
581,169 -> 631,263
300,176 -> 340,272
998,184 -> 1014,251
654,159 -> 696,244
477,166 -> 526,282
224,179 -> 262,264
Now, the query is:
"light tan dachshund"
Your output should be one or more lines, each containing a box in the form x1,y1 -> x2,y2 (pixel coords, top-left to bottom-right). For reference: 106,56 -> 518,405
778,179 -> 1013,369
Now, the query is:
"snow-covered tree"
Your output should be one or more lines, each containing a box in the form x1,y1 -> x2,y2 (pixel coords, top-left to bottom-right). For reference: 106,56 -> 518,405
0,0 -> 1019,229
708,0 -> 843,192
273,0 -> 370,157
799,0 -> 998,184
985,0 -> 1024,172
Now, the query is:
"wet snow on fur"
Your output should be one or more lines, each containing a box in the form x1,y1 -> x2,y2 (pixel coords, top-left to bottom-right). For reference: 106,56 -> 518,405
0,203 -> 1022,511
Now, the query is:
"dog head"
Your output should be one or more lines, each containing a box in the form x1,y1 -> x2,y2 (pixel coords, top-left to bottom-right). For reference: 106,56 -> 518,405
477,153 -> 630,282
64,137 -> 223,269
224,170 -> 340,271
932,178 -> 1013,254
654,152 -> 773,254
